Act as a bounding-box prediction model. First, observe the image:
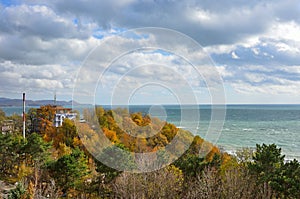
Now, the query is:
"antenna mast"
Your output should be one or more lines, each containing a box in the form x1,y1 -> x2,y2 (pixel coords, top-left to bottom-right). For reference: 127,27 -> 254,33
22,92 -> 26,139
54,90 -> 57,105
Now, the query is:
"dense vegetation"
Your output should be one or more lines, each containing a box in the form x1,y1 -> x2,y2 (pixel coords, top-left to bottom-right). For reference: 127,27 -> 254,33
0,106 -> 299,198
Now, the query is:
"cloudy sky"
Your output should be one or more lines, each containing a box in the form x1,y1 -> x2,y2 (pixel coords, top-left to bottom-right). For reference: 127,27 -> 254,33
0,0 -> 300,104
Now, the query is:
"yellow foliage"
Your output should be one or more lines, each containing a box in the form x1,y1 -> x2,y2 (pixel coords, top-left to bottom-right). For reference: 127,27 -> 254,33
56,143 -> 72,158
103,127 -> 118,143
220,153 -> 238,176
221,152 -> 232,165
17,162 -> 32,181
205,145 -> 221,162
27,180 -> 34,198
73,136 -> 82,147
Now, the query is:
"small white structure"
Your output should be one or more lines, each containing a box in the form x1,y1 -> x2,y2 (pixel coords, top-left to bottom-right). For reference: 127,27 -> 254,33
50,106 -> 77,127
54,112 -> 77,127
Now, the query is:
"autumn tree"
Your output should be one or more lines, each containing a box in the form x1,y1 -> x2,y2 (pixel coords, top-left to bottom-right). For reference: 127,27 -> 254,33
55,118 -> 77,148
36,105 -> 56,142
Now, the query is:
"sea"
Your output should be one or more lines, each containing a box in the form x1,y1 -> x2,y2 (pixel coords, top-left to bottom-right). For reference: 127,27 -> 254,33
1,104 -> 300,160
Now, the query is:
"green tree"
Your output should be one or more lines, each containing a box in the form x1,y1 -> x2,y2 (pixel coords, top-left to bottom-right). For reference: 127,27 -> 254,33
0,133 -> 24,182
94,144 -> 136,198
249,143 -> 284,183
47,147 -> 89,193
248,143 -> 285,197
173,153 -> 206,178
22,133 -> 53,199
95,144 -> 136,183
27,108 -> 37,133
271,159 -> 300,198
23,133 -> 51,165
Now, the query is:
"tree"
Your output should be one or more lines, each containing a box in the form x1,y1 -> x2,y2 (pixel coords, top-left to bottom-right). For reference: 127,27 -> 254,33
271,159 -> 300,198
93,144 -> 136,198
23,133 -> 51,164
112,165 -> 183,199
249,144 -> 284,183
174,154 -> 206,178
95,144 -> 136,183
47,147 -> 89,195
248,143 -> 285,197
0,108 -> 5,121
0,133 -> 24,182
235,147 -> 254,164
36,105 -> 56,140
160,123 -> 178,142
184,166 -> 222,199
55,119 -> 77,148
27,108 -> 37,133
2,133 -> 52,199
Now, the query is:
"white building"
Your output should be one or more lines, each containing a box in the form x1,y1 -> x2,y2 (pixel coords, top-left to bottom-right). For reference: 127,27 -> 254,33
54,112 -> 77,127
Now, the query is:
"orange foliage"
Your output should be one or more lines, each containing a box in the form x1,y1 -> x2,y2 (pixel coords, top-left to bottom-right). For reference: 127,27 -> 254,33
103,127 -> 118,143
82,107 -> 225,164
205,145 -> 221,162
221,152 -> 232,165
189,136 -> 205,155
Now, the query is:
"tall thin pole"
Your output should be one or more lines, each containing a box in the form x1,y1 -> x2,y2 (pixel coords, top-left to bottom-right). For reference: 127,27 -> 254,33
54,90 -> 56,105
22,92 -> 26,140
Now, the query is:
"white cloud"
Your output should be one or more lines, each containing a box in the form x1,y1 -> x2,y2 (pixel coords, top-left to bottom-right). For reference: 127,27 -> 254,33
216,65 -> 233,78
0,61 -> 76,96
244,73 -> 266,83
232,80 -> 300,95
0,0 -> 300,103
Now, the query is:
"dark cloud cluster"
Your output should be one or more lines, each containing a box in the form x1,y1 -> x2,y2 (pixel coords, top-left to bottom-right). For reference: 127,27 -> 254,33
0,0 -> 299,102
44,0 -> 300,45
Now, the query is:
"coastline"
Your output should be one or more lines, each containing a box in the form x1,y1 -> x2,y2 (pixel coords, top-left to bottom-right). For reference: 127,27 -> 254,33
1,104 -> 299,161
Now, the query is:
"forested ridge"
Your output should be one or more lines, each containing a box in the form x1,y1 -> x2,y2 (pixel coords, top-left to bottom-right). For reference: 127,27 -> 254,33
0,106 -> 299,198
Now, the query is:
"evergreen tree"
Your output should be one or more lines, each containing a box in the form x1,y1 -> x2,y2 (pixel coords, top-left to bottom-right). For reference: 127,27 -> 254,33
0,133 -> 24,182
249,143 -> 284,183
47,147 -> 89,194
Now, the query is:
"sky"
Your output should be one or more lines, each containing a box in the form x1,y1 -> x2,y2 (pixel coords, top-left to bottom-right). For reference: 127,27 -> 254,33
0,0 -> 300,104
